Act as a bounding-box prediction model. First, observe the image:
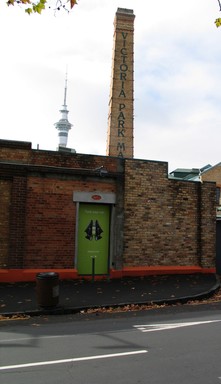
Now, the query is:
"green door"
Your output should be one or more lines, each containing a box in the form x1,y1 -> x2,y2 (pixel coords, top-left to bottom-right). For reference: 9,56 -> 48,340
77,203 -> 110,275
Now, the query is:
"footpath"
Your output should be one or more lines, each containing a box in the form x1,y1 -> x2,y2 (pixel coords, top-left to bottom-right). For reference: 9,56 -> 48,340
0,274 -> 220,317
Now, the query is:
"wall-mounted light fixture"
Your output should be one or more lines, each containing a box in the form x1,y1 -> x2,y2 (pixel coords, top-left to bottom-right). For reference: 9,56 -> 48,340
94,166 -> 108,177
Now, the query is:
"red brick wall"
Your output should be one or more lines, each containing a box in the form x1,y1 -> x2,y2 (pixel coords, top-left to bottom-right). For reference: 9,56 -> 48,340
0,140 -> 216,273
24,177 -> 117,268
0,179 -> 11,268
0,140 -> 121,270
0,139 -> 121,173
0,139 -> 31,163
9,176 -> 27,268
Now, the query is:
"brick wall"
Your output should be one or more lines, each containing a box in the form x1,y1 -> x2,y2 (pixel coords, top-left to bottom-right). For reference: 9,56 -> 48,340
9,176 -> 27,268
0,140 -> 216,273
0,139 -> 121,173
0,139 -> 31,163
0,140 -> 122,270
123,159 -> 216,268
200,182 -> 216,267
24,176 -> 117,268
0,179 -> 11,268
0,169 -> 27,269
202,164 -> 221,185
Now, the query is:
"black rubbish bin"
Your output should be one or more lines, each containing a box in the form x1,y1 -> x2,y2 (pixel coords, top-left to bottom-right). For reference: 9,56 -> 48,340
36,272 -> 59,308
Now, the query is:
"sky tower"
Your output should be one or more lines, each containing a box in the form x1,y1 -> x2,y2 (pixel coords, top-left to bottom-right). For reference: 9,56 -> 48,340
54,72 -> 73,149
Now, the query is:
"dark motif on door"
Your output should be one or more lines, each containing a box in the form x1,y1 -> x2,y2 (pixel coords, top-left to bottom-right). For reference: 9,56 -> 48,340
85,220 -> 103,241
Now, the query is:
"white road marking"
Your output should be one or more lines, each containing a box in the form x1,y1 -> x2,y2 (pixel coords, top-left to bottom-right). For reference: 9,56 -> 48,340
134,320 -> 221,332
0,350 -> 148,371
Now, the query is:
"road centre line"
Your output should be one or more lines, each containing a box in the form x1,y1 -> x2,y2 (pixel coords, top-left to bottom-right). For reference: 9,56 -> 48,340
0,350 -> 148,371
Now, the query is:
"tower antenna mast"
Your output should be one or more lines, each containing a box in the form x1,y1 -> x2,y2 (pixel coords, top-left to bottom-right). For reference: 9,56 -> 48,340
54,68 -> 73,149
64,66 -> 68,106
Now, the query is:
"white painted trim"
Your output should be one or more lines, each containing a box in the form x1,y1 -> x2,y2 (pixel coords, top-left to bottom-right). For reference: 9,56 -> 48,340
73,191 -> 116,204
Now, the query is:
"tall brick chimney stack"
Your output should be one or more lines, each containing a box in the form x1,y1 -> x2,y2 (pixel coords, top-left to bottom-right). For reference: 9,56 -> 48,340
106,8 -> 135,158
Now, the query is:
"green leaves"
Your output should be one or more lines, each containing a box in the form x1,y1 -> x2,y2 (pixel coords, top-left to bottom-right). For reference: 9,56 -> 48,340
25,7 -> 33,14
215,18 -> 221,27
7,0 -> 78,14
7,0 -> 30,6
33,0 -> 46,14
216,0 -> 221,27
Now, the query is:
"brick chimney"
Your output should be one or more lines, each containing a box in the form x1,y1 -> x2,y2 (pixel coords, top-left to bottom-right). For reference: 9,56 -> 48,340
106,8 -> 135,158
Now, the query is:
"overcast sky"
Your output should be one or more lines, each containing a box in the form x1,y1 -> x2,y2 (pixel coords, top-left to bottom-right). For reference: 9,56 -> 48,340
0,0 -> 220,172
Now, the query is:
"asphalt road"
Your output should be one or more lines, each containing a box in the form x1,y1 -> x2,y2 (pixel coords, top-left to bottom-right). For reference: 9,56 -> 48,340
1,302 -> 221,384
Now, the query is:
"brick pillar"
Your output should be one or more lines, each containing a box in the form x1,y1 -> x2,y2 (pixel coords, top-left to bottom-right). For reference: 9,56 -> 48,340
0,179 -> 12,268
106,8 -> 135,158
200,182 -> 216,268
9,176 -> 27,268
112,159 -> 125,270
